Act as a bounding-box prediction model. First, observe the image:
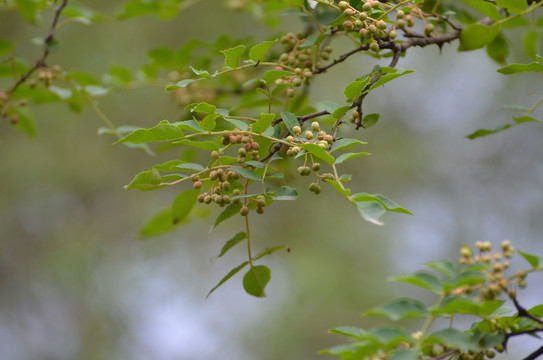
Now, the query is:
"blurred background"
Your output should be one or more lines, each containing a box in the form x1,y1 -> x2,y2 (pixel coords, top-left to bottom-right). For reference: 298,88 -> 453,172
0,0 -> 542,359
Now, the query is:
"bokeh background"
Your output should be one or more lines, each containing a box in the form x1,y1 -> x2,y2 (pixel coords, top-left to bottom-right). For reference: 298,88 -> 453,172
0,1 -> 542,359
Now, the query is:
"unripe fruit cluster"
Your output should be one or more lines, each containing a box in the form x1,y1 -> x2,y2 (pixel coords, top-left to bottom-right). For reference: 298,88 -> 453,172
196,167 -> 241,208
278,32 -> 332,73
221,129 -> 261,163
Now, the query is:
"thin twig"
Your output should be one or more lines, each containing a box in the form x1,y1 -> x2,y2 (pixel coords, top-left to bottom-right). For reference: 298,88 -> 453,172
7,0 -> 69,96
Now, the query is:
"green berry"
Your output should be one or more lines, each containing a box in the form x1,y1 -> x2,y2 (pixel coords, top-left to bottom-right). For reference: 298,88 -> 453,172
370,41 -> 380,52
362,2 -> 371,12
292,125 -> 302,135
338,1 -> 349,10
256,206 -> 265,214
424,23 -> 435,36
305,130 -> 313,140
344,8 -> 354,17
396,10 -> 404,19
211,150 -> 219,159
193,180 -> 202,189
240,206 -> 249,216
376,20 -> 387,30
204,195 -> 212,204
312,163 -> 321,172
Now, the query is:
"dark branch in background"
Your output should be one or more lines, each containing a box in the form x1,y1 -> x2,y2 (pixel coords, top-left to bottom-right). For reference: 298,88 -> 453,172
7,0 -> 68,96
508,291 -> 543,326
524,346 -> 543,360
312,45 -> 369,75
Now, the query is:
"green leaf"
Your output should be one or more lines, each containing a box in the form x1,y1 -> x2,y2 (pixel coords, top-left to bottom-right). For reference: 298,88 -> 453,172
139,208 -> 176,237
187,102 -> 217,114
116,120 -> 184,144
190,66 -> 217,79
243,265 -> 271,297
212,202 -> 243,231
171,189 -> 200,224
517,249 -> 543,268
497,62 -> 543,74
496,0 -> 527,12
486,33 -> 509,65
172,139 -> 220,151
230,167 -> 261,181
426,260 -> 458,278
271,186 -> 298,200
325,179 -> 351,196
249,39 -> 277,62
528,304 -> 543,317
459,24 -> 501,51
389,349 -> 419,360
334,152 -> 369,164
352,199 -> 386,225
467,124 -> 512,139
365,298 -> 429,321
14,107 -> 36,137
201,112 -> 217,131
253,245 -> 287,261
435,296 -> 490,316
351,193 -> 413,215
363,113 -> 380,128
344,78 -> 370,100
390,271 -> 443,294
165,78 -> 202,90
330,138 -> 367,152
523,30 -> 538,58
206,261 -> 249,298
370,69 -> 415,91
333,106 -> 351,119
300,143 -> 335,164
462,0 -> 501,20
514,115 -> 540,123
221,45 -> 245,68
424,329 -> 478,352
176,162 -> 205,172
319,101 -> 340,114
280,111 -> 300,135
329,326 -> 367,339
218,232 -> 247,258
253,113 -> 275,133
125,169 -> 163,191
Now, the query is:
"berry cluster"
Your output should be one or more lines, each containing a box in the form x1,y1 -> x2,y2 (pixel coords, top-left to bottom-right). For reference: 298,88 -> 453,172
457,241 -> 521,301
221,129 -> 261,163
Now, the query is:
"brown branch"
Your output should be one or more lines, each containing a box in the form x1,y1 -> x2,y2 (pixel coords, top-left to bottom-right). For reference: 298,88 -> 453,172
523,346 -> 543,360
272,109 -> 329,126
7,0 -> 68,96
509,292 -> 543,326
312,44 -> 369,75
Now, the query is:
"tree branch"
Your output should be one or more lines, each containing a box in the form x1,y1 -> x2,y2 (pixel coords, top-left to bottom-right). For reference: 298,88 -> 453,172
523,346 -> 543,360
7,0 -> 68,96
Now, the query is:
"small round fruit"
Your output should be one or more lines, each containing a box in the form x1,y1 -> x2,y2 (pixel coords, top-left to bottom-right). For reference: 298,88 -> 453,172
193,181 -> 202,189
292,126 -> 302,135
312,163 -> 321,172
305,130 -> 313,140
240,206 -> 249,216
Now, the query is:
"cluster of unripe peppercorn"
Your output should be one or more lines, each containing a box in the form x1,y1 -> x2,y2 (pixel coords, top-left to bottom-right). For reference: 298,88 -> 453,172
221,129 -> 261,163
458,241 -> 526,301
337,0 -> 435,52
286,121 -> 339,195
193,162 -> 268,216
